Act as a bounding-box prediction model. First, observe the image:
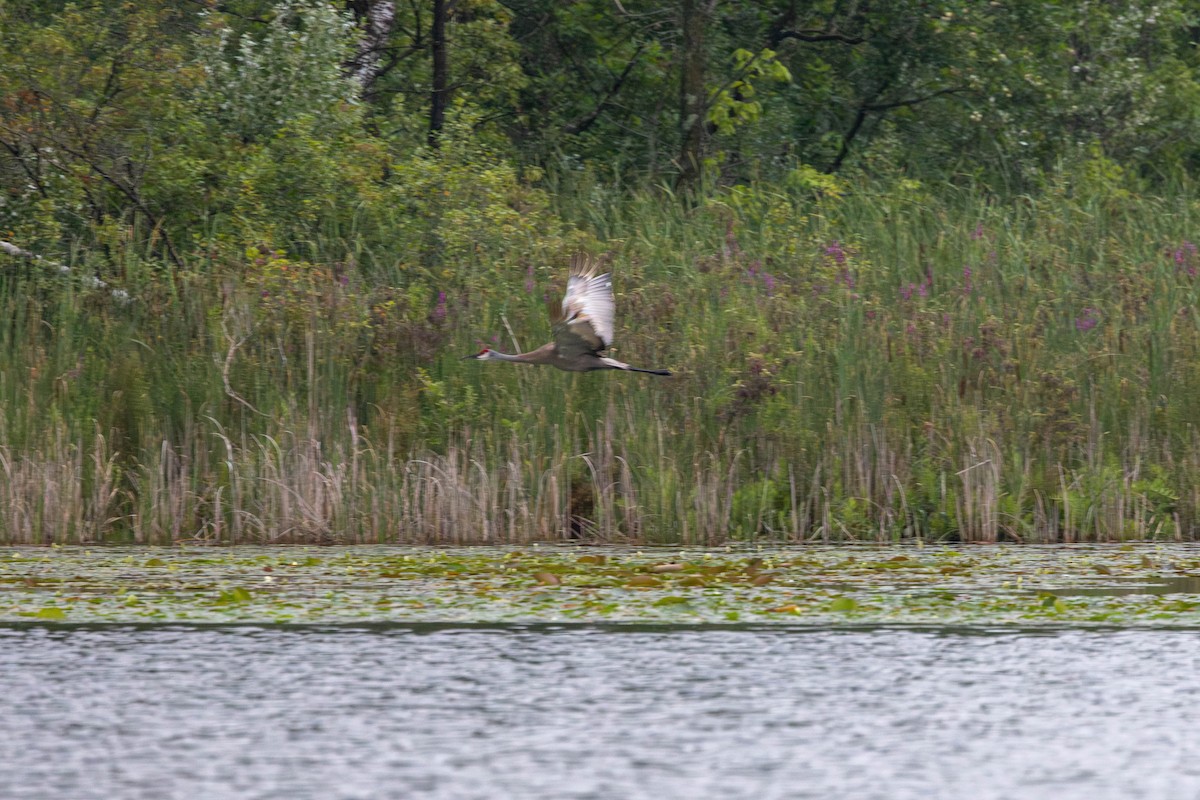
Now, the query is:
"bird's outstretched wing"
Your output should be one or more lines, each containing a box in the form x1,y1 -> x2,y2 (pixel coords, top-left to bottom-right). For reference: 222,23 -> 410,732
552,253 -> 614,357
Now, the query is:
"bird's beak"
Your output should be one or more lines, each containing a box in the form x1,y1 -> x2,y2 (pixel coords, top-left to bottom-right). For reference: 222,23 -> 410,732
461,353 -> 477,360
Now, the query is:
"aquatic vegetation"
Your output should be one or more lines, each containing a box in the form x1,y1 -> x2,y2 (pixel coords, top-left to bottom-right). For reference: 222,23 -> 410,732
7,182 -> 1200,545
4,545 -> 1200,626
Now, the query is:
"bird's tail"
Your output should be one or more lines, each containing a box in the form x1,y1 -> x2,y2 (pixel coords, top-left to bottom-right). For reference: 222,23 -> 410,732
599,356 -> 671,376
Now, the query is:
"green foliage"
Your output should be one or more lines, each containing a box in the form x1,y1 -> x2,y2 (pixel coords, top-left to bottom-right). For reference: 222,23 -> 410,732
195,0 -> 358,143
6,1 -> 1200,544
414,367 -> 478,434
381,113 -> 568,273
706,48 -> 791,136
0,1 -> 203,255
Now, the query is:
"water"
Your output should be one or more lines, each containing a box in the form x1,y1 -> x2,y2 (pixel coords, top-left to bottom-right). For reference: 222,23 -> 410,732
2,624 -> 1199,800
1047,574 -> 1200,597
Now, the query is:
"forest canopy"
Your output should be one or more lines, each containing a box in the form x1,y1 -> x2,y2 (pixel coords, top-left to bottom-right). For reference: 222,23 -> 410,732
3,0 -> 1199,262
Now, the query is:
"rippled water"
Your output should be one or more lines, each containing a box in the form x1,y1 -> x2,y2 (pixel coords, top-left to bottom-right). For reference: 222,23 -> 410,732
3,625 -> 1199,799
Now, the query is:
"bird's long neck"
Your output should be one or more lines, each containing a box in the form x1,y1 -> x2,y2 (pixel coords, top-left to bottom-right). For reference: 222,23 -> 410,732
489,349 -> 537,363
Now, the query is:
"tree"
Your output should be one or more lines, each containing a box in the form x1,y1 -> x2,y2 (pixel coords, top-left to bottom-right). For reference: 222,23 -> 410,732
345,0 -> 399,98
429,0 -> 448,145
677,0 -> 714,191
0,1 -> 202,263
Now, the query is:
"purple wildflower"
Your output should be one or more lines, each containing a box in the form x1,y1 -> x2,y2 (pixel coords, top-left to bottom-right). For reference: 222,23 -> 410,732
825,241 -> 847,265
901,280 -> 929,302
431,291 -> 447,323
971,224 -> 985,241
762,273 -> 776,295
1173,241 -> 1197,278
962,266 -> 973,295
1074,308 -> 1099,332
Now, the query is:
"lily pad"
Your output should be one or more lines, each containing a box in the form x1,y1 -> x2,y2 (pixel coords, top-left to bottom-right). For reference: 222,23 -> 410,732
3,543 -> 1200,626
829,596 -> 859,612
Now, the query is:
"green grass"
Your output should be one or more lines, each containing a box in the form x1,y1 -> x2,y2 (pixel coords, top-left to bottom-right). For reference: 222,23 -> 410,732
3,169 -> 1200,544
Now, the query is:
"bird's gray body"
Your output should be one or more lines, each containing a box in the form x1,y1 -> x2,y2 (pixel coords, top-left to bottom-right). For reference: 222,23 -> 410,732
466,254 -> 670,376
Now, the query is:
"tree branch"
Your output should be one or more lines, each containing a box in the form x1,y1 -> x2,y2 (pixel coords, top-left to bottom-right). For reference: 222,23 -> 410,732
562,42 -> 646,136
863,86 -> 967,112
0,138 -> 49,199
185,0 -> 271,25
52,139 -> 184,268
826,74 -> 892,174
826,84 -> 967,173
0,240 -> 131,304
772,29 -> 865,46
0,240 -> 47,262
767,1 -> 867,50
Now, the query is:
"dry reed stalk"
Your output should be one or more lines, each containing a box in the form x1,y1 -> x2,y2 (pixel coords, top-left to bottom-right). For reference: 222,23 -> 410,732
956,437 -> 1001,543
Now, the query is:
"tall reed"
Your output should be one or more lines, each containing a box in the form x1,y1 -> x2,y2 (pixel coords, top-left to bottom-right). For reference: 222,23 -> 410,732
2,171 -> 1199,544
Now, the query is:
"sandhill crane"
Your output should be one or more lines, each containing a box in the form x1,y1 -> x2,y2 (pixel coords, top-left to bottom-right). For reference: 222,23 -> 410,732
464,254 -> 671,375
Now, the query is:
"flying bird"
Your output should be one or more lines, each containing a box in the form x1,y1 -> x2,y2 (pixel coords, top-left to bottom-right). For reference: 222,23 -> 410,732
464,254 -> 671,375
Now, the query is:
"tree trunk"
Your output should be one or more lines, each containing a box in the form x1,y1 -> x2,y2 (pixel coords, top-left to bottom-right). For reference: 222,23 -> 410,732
677,0 -> 711,192
429,0 -> 449,146
346,0 -> 397,97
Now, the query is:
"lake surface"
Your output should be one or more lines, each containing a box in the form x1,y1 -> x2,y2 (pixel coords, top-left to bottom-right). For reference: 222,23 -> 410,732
2,624 -> 1199,799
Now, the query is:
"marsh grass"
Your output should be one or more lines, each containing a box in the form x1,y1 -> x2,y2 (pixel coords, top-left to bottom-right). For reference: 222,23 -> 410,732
4,170 -> 1200,544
